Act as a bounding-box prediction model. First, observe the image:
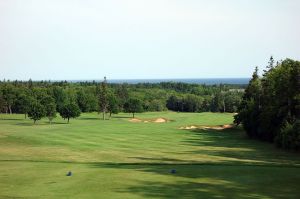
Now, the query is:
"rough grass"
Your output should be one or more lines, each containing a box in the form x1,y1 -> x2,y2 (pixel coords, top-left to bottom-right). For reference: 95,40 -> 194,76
0,112 -> 300,199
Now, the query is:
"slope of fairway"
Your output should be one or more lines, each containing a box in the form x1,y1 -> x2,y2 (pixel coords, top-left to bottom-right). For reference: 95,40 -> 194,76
0,112 -> 300,199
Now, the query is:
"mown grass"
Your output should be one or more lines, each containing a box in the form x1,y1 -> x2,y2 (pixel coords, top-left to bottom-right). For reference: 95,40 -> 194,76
0,112 -> 300,199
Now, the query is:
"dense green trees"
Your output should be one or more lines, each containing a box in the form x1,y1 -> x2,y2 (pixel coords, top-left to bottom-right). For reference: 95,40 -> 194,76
0,78 -> 246,124
0,80 -> 244,116
235,58 -> 300,150
15,92 -> 32,118
166,94 -> 202,112
46,102 -> 57,124
52,86 -> 68,111
166,91 -> 242,113
2,84 -> 16,114
107,93 -> 119,117
115,84 -> 129,111
0,94 -> 6,113
76,88 -> 97,112
144,99 -> 166,112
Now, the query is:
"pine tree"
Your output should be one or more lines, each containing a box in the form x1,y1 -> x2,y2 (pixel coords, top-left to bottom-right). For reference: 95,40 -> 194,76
234,66 -> 262,138
98,77 -> 108,120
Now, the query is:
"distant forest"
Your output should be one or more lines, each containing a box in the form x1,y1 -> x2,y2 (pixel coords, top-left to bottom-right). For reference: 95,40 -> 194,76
0,79 -> 244,119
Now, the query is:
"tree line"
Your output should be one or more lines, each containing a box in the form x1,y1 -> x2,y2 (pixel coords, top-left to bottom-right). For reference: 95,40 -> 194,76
0,78 -> 244,123
235,58 -> 300,150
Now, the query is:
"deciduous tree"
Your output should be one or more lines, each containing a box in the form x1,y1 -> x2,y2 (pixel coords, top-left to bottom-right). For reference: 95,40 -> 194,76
124,98 -> 144,118
59,103 -> 81,123
28,100 -> 46,124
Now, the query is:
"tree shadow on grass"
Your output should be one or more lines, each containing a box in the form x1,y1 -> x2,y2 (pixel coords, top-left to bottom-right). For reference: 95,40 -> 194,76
89,161 -> 300,199
111,115 -> 133,118
128,157 -> 191,163
120,180 -> 243,199
78,117 -> 101,120
2,158 -> 299,198
180,128 -> 300,166
14,122 -> 67,126
0,118 -> 24,121
86,127 -> 300,198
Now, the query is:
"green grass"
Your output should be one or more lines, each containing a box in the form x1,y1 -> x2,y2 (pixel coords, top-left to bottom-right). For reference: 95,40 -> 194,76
0,112 -> 300,199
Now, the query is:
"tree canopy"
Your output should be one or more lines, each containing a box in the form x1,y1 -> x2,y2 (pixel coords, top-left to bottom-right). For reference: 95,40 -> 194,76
28,100 -> 46,124
124,98 -> 144,118
59,103 -> 81,123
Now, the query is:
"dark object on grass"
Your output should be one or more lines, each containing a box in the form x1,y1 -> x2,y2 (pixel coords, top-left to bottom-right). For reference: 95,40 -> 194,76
66,171 -> 72,176
170,169 -> 176,174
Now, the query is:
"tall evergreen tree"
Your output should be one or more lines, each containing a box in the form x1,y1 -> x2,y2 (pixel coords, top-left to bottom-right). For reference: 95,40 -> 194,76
235,67 -> 262,138
98,77 -> 108,120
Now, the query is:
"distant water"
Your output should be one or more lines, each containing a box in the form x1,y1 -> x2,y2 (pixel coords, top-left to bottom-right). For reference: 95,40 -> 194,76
105,78 -> 250,85
35,78 -> 249,85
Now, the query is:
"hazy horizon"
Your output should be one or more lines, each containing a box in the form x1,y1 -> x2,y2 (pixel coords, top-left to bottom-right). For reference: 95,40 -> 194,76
1,77 -> 250,81
1,0 -> 299,80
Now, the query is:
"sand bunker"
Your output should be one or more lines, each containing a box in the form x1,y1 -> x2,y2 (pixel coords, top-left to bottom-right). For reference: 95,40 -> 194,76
180,125 -> 198,130
179,124 -> 233,130
129,117 -> 169,123
129,118 -> 143,122
153,118 -> 168,123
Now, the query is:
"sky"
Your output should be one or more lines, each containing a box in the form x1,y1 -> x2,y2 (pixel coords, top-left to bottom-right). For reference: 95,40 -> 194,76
0,0 -> 299,80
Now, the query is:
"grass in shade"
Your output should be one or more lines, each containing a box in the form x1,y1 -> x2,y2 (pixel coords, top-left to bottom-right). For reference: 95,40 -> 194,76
0,112 -> 300,199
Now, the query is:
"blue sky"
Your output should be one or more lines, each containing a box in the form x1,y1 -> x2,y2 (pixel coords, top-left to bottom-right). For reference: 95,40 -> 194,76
0,0 -> 299,80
